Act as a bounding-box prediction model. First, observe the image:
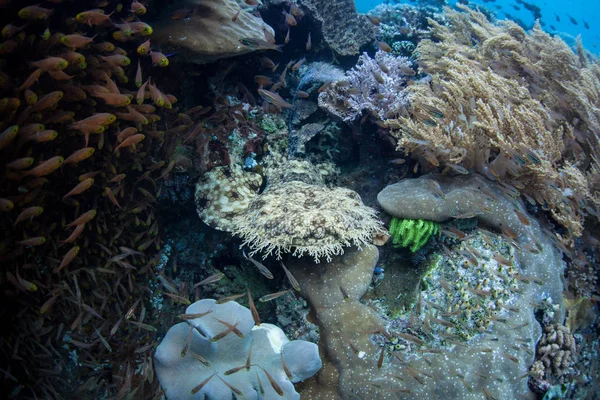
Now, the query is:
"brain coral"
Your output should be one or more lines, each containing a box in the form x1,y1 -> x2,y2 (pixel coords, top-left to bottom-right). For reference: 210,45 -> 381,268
233,181 -> 384,262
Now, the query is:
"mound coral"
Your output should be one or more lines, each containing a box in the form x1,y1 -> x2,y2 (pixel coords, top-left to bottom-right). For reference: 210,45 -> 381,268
282,173 -> 564,399
388,217 -> 439,252
233,180 -> 384,262
285,245 -> 383,399
386,6 -> 600,243
318,50 -> 412,123
154,298 -> 322,399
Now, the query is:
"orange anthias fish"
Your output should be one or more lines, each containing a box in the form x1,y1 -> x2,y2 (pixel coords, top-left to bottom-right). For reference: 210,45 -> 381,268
99,54 -> 131,67
17,69 -> 43,91
131,0 -> 147,15
258,89 -> 293,109
63,178 -> 94,199
56,246 -> 80,273
377,41 -> 393,53
93,92 -> 131,106
17,237 -> 46,246
75,10 -> 113,26
30,57 -> 68,71
66,210 -> 96,230
24,156 -> 64,177
61,224 -> 84,244
13,206 -> 44,226
60,34 -> 95,49
150,51 -> 169,67
114,133 -> 145,153
31,91 -> 63,112
137,39 -> 150,55
64,143 -> 94,164
18,5 -> 54,20
6,157 -> 34,170
283,11 -> 297,26
72,113 -> 116,127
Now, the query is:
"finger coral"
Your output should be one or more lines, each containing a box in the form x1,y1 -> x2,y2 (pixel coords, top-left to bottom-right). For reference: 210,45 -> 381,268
387,5 -> 600,244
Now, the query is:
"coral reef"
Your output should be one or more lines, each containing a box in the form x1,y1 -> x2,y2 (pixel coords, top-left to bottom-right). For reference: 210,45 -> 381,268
377,174 -> 566,322
153,0 -> 278,63
264,173 -> 565,399
154,298 -> 322,399
194,164 -> 262,231
318,50 -> 412,123
370,3 -> 448,56
387,6 -> 600,243
288,0 -> 378,56
388,217 -> 439,252
233,180 -> 384,262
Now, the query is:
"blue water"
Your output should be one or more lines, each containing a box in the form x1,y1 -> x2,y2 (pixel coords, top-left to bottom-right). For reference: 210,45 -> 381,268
355,0 -> 600,54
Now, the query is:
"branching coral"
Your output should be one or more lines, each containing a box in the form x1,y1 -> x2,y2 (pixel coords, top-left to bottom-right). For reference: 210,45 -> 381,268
318,50 -> 412,123
387,6 -> 600,243
388,217 -> 439,252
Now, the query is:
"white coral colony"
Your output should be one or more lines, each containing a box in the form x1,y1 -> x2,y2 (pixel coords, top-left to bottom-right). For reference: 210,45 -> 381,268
154,299 -> 322,399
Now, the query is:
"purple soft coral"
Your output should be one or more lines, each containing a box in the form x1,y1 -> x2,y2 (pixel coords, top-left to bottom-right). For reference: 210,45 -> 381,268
318,50 -> 413,123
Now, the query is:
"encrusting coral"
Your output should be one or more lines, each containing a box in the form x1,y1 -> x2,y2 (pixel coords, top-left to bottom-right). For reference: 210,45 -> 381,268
285,245 -> 384,399
388,217 -> 439,252
367,173 -> 568,399
154,298 -> 322,399
386,5 -> 600,244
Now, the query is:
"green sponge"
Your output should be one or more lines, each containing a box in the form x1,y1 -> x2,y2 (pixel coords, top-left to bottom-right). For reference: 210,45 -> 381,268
389,217 -> 440,252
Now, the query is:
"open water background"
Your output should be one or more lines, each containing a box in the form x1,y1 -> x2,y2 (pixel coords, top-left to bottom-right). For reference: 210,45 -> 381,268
355,0 -> 600,54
